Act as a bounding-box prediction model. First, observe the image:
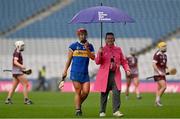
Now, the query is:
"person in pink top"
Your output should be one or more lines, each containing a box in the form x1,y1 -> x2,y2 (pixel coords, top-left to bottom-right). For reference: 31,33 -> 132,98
94,32 -> 131,117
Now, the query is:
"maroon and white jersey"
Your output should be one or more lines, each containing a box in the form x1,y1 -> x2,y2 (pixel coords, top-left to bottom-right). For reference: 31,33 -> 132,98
126,55 -> 138,75
12,49 -> 23,74
153,50 -> 167,75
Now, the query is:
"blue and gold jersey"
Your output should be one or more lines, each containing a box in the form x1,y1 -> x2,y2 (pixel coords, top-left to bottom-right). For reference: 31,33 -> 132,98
69,41 -> 95,74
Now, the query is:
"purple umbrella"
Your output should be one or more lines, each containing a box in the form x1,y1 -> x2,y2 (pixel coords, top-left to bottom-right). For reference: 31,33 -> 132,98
70,5 -> 135,46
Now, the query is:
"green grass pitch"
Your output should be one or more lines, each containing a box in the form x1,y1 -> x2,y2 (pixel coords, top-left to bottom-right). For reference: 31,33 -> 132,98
0,92 -> 180,118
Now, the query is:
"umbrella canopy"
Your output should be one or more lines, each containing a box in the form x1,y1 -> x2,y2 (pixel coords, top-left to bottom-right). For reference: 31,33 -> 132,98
70,5 -> 135,46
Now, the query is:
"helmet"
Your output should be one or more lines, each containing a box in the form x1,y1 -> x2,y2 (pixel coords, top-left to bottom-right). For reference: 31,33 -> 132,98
130,47 -> 136,55
15,40 -> 25,51
76,28 -> 87,36
157,41 -> 166,48
157,41 -> 167,52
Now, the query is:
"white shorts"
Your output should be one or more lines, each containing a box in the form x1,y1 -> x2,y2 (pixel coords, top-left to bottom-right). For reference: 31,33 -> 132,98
12,67 -> 23,75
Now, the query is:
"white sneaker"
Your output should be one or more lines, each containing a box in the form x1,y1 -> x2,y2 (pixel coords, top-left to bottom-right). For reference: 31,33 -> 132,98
107,95 -> 110,100
99,112 -> 106,117
113,111 -> 124,117
155,101 -> 163,107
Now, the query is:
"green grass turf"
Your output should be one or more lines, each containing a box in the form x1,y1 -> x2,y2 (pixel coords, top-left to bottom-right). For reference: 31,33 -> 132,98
0,92 -> 180,118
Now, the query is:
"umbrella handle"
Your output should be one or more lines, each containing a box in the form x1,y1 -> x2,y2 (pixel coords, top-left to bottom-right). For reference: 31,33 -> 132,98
101,22 -> 103,47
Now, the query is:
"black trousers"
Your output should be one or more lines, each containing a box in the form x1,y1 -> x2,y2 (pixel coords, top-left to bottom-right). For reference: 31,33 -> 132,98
36,77 -> 46,91
100,71 -> 121,113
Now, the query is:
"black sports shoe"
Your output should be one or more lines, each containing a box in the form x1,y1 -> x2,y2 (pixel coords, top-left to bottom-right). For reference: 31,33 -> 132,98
75,109 -> 82,116
5,98 -> 13,104
24,98 -> 33,105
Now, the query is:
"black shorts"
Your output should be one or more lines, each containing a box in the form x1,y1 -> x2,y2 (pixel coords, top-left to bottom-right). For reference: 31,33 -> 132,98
154,76 -> 166,82
126,74 -> 138,79
12,74 -> 23,78
130,74 -> 138,79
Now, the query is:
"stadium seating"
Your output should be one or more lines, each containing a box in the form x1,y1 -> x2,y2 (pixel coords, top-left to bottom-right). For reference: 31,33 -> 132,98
0,38 -> 152,79
4,0 -> 180,40
0,0 -> 57,31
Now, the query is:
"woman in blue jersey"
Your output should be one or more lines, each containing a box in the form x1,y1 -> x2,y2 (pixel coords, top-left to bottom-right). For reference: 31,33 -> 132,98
60,28 -> 95,116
